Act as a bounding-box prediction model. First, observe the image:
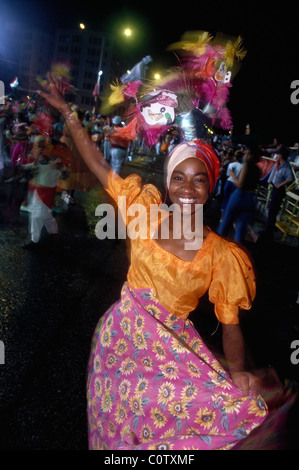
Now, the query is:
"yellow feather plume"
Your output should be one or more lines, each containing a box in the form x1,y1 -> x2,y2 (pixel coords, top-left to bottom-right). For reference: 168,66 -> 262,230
225,36 -> 247,67
51,63 -> 72,80
168,31 -> 213,57
36,76 -> 48,88
108,82 -> 126,106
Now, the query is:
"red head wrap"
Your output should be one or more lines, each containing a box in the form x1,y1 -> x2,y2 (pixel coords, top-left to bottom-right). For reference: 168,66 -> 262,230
167,139 -> 220,193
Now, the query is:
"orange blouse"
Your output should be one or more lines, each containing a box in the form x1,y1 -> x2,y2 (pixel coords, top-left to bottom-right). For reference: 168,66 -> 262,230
106,170 -> 256,324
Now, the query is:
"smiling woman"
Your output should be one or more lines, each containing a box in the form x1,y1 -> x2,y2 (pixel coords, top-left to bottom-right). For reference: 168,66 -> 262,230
38,52 -> 269,451
84,139 -> 268,449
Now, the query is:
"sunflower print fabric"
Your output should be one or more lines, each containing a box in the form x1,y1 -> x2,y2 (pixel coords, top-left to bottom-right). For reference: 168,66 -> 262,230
87,282 -> 268,450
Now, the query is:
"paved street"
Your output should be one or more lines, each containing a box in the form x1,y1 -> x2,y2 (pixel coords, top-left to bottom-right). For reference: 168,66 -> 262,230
0,155 -> 298,450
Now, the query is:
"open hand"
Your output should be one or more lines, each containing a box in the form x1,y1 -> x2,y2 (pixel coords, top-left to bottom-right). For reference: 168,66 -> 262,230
37,73 -> 68,113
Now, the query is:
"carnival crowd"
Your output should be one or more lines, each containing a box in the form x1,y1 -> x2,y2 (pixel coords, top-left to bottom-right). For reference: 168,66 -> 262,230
0,94 -> 298,247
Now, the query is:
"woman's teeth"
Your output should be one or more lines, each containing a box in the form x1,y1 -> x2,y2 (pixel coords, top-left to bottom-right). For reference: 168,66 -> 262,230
178,197 -> 196,203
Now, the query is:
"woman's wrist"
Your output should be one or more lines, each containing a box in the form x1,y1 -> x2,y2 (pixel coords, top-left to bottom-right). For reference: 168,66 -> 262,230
61,106 -> 79,126
60,103 -> 72,116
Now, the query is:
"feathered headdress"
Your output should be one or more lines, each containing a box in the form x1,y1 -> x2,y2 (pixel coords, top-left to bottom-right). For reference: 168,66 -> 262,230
36,62 -> 75,95
103,31 -> 246,145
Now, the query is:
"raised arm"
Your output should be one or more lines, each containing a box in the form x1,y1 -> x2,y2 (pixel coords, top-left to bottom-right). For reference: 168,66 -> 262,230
37,73 -> 111,188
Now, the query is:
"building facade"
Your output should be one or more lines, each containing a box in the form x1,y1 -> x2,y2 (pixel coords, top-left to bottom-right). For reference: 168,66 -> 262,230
52,28 -> 117,112
1,20 -> 120,113
19,29 -> 52,93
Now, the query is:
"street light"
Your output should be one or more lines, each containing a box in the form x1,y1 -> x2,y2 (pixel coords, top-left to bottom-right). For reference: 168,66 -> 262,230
124,28 -> 132,37
94,41 -> 104,113
79,23 -> 85,30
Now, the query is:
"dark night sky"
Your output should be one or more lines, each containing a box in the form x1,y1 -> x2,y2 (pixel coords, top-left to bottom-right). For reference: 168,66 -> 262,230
2,0 -> 299,144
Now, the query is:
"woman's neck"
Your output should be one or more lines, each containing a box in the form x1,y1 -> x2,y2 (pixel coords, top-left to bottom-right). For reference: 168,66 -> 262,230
154,213 -> 210,262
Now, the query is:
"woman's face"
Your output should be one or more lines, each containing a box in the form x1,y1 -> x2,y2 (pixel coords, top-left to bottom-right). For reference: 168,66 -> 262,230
168,158 -> 210,213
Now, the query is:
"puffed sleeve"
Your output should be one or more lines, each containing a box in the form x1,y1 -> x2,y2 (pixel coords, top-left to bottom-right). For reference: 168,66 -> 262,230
208,243 -> 256,324
106,170 -> 142,206
105,169 -> 162,226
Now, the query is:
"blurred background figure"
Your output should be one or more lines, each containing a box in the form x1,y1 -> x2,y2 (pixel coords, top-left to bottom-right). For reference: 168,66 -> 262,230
217,147 -> 261,244
0,104 -> 10,171
107,115 -> 128,174
22,135 -> 64,248
5,111 -> 29,183
259,146 -> 294,241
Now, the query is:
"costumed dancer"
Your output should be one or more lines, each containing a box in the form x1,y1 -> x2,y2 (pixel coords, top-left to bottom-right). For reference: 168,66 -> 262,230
38,32 -> 284,450
20,109 -> 64,212
20,97 -> 71,244
37,63 -> 99,198
5,111 -> 29,182
22,135 -> 65,248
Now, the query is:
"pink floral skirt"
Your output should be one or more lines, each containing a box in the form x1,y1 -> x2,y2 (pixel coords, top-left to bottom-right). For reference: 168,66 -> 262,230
86,282 -> 268,450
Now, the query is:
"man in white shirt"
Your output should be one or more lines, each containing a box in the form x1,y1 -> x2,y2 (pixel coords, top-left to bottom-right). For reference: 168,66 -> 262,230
221,150 -> 244,213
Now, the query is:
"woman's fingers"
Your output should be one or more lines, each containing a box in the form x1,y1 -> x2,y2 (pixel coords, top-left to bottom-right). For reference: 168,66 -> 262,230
46,72 -> 55,91
46,72 -> 63,96
36,71 -> 68,112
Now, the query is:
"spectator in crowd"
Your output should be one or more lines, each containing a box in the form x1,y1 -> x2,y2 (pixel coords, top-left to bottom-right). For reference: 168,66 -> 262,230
220,150 -> 244,214
107,115 -> 128,174
259,146 -> 294,241
217,147 -> 261,244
